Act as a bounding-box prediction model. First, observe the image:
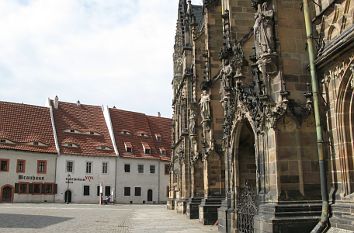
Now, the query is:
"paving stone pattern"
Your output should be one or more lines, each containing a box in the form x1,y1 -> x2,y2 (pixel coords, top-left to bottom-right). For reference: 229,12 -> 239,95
0,204 -> 217,233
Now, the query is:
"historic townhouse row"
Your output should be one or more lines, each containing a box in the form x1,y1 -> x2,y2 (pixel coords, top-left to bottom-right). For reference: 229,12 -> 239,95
169,0 -> 353,233
0,97 -> 171,204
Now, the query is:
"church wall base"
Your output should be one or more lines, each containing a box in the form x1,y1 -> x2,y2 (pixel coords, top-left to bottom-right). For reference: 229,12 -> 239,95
167,198 -> 175,210
329,202 -> 354,231
199,197 -> 223,225
186,197 -> 202,219
254,202 -> 321,233
175,199 -> 187,214
217,198 -> 234,233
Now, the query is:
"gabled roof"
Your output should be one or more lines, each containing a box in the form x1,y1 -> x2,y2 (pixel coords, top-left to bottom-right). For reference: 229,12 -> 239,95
0,101 -> 57,154
51,101 -> 115,157
109,108 -> 171,161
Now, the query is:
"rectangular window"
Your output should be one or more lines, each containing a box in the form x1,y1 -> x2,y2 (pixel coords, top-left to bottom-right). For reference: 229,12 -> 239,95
166,186 -> 169,197
0,159 -> 9,172
84,185 -> 90,196
164,164 -> 170,175
33,183 -> 41,194
105,186 -> 111,196
102,162 -> 108,174
37,160 -> 47,174
150,165 -> 155,174
124,164 -> 130,173
124,187 -> 130,196
19,183 -> 28,194
66,161 -> 73,173
97,186 -> 100,196
86,162 -> 92,174
43,183 -> 53,194
17,160 -> 25,173
134,187 -> 141,196
144,148 -> 151,154
138,164 -> 144,173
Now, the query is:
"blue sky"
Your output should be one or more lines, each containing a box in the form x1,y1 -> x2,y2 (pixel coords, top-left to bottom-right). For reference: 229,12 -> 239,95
0,0 -> 182,117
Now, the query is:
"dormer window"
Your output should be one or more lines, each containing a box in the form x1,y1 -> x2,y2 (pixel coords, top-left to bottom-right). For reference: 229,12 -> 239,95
0,139 -> 14,144
155,134 -> 162,141
96,145 -> 112,151
159,148 -> 166,155
64,129 -> 81,134
88,131 -> 100,136
142,142 -> 151,154
137,131 -> 149,138
121,130 -> 132,135
26,141 -> 47,147
63,143 -> 79,148
124,142 -> 133,153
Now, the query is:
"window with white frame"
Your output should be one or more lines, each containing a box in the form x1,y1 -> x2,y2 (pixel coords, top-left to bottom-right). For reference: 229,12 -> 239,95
66,161 -> 73,173
102,162 -> 108,174
142,143 -> 151,154
86,162 -> 92,174
138,164 -> 144,173
124,142 -> 133,153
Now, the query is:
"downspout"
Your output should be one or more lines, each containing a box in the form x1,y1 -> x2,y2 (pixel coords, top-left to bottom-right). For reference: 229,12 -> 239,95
302,1 -> 329,232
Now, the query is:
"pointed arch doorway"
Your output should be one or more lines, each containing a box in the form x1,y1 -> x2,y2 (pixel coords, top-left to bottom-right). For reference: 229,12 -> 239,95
232,120 -> 258,233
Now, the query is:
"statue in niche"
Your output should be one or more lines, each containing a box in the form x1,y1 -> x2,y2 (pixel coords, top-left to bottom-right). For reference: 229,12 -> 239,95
200,90 -> 211,122
253,1 -> 275,59
189,109 -> 196,135
190,135 -> 198,159
199,89 -> 213,152
217,59 -> 234,101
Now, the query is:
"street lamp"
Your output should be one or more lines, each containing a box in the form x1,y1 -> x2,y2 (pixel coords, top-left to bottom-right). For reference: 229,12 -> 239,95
66,174 -> 71,204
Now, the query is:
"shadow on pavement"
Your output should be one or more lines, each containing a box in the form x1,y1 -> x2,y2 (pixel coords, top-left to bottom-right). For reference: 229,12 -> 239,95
0,213 -> 72,228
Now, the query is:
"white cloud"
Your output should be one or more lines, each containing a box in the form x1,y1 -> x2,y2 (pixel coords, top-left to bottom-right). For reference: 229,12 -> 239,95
0,0 -> 179,117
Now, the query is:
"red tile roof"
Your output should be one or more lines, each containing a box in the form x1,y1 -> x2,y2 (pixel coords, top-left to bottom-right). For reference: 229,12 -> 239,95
51,101 -> 115,157
109,108 -> 171,161
0,101 -> 57,154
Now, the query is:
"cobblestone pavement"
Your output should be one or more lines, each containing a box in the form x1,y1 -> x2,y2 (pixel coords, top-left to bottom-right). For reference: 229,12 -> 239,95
0,204 -> 218,233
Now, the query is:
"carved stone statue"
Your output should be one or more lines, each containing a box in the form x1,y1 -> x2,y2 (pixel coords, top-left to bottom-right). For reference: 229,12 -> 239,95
254,1 -> 275,59
190,135 -> 198,159
200,90 -> 211,122
189,109 -> 196,134
217,59 -> 234,101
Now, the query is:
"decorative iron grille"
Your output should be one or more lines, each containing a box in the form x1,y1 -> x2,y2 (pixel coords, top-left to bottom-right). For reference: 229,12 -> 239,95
236,182 -> 258,233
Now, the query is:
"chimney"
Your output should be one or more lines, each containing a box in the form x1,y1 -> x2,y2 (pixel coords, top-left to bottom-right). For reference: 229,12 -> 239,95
77,100 -> 81,106
54,96 -> 59,109
158,112 -> 161,117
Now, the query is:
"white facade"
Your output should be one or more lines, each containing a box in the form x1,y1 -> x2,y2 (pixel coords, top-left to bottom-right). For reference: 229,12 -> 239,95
115,157 -> 170,204
0,150 -> 57,203
55,154 -> 116,204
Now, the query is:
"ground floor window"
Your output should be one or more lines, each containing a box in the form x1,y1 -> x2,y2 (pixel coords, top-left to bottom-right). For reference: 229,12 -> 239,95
33,183 -> 41,194
83,186 -> 90,196
135,187 -> 141,196
97,186 -> 100,196
124,187 -> 130,196
15,183 -> 57,195
105,186 -> 111,196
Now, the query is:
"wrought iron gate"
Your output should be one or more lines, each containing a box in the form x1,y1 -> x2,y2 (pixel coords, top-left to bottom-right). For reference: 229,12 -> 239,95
236,182 -> 258,233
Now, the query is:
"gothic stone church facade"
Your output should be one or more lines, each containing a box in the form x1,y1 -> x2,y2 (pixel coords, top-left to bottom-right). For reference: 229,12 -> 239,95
168,0 -> 354,233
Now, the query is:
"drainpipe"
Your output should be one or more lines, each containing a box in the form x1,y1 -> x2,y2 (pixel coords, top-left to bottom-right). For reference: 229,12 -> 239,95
302,1 -> 329,232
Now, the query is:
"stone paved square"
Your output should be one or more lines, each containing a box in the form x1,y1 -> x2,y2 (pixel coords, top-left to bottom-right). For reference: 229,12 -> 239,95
0,203 -> 218,233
